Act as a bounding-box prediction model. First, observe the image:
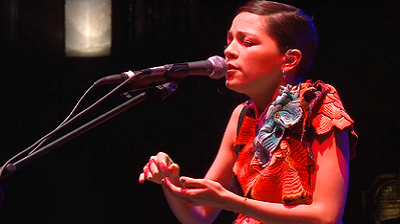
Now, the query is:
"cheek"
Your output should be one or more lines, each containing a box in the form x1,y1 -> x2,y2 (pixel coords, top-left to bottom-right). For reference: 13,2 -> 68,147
227,47 -> 284,91
243,56 -> 280,80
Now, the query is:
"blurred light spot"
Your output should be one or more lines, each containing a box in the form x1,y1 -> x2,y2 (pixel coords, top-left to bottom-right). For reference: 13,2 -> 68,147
65,0 -> 111,57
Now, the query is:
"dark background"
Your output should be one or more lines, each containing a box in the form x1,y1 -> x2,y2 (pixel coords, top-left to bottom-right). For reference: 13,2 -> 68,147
0,0 -> 398,223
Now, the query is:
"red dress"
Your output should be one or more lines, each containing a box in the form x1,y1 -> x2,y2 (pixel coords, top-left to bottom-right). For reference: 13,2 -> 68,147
232,81 -> 358,224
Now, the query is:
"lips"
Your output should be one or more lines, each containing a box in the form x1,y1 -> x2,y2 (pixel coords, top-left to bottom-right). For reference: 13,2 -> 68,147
227,63 -> 240,71
227,64 -> 240,74
226,64 -> 239,80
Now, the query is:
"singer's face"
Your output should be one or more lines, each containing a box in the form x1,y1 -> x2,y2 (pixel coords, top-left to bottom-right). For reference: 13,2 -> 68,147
224,12 -> 285,95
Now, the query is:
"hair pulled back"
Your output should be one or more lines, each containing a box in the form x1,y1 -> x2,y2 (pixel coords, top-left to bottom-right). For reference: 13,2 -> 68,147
239,1 -> 319,75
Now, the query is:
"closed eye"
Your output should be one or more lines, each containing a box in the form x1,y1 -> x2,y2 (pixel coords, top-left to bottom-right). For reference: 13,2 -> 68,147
243,41 -> 255,47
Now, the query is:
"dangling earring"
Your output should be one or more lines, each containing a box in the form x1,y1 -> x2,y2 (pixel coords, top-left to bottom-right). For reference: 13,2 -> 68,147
282,69 -> 286,79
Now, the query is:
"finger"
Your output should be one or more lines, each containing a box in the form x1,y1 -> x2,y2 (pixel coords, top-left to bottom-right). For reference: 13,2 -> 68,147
162,177 -> 187,195
179,176 -> 206,188
162,177 -> 206,203
156,152 -> 170,171
138,173 -> 145,183
148,159 -> 159,175
143,164 -> 153,180
168,163 -> 180,177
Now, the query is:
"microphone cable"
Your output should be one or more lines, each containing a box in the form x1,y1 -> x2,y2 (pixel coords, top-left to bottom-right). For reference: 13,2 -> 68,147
0,71 -> 144,180
0,83 -> 96,180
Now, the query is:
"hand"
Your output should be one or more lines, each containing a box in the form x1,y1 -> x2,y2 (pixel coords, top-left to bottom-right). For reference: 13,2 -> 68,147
139,152 -> 180,185
161,176 -> 229,208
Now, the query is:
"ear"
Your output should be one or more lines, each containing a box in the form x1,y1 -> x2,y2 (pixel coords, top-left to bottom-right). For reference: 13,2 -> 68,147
281,49 -> 302,73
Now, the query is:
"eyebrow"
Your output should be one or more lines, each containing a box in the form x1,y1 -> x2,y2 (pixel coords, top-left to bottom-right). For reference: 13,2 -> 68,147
227,30 -> 258,40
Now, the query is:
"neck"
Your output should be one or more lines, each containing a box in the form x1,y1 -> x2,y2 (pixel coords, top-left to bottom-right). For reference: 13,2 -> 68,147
249,73 -> 296,117
250,85 -> 281,117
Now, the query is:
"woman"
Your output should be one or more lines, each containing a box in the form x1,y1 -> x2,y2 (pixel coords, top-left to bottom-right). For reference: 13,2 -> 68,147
139,1 -> 357,223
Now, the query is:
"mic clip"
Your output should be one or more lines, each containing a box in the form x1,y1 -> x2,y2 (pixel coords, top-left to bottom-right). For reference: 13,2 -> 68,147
122,81 -> 178,101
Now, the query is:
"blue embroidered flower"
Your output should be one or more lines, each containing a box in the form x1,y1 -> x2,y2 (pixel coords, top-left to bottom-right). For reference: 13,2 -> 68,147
253,84 -> 303,167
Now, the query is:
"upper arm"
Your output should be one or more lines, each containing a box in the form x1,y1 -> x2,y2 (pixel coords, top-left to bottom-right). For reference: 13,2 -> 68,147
310,128 -> 350,223
204,104 -> 245,189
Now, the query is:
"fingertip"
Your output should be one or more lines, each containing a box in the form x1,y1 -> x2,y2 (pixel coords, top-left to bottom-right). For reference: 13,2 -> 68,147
180,176 -> 192,182
138,173 -> 145,183
168,163 -> 179,172
168,165 -> 175,171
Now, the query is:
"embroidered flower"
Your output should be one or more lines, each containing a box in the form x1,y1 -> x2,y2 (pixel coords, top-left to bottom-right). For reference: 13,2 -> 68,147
253,84 -> 303,167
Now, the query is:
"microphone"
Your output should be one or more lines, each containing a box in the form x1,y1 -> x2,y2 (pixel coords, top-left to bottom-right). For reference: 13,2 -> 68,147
94,56 -> 227,86
93,71 -> 135,86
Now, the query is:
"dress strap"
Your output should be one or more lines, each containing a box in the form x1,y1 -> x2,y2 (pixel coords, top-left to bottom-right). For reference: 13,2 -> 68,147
237,105 -> 250,137
235,104 -> 255,154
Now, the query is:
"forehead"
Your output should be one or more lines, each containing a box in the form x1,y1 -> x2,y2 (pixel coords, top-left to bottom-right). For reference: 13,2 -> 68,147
229,12 -> 268,34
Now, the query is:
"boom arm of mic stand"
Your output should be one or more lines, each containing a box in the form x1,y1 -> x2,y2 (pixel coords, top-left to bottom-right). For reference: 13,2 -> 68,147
2,81 -> 178,180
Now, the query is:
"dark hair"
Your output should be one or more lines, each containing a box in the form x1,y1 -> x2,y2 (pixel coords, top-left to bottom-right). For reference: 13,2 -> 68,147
238,0 -> 318,76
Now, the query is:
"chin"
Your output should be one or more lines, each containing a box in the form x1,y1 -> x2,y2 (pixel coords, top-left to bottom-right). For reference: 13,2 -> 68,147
225,80 -> 236,90
225,80 -> 246,94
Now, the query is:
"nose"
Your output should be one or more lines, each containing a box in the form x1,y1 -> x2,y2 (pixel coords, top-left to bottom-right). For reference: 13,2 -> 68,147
224,42 -> 238,60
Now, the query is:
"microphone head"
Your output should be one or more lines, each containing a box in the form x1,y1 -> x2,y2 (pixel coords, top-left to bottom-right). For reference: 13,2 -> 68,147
207,55 -> 227,79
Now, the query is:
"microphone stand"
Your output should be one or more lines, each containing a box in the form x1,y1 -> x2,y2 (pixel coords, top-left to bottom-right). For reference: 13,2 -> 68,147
0,81 -> 178,181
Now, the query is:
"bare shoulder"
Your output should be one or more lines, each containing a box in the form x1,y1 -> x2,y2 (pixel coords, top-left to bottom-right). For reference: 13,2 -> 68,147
232,103 -> 246,118
224,103 -> 246,138
310,128 -> 350,162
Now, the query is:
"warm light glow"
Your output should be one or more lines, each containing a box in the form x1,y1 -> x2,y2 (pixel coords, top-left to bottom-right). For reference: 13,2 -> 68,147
65,0 -> 111,57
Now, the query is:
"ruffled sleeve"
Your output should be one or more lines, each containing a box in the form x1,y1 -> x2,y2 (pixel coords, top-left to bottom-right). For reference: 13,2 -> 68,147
299,80 -> 358,158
